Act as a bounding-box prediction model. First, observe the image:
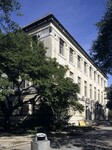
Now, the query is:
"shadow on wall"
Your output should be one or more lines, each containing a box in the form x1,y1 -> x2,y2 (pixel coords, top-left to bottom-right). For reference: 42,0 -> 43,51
94,101 -> 105,120
85,101 -> 106,121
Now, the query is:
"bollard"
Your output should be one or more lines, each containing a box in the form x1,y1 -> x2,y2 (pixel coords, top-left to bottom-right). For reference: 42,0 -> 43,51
31,133 -> 50,150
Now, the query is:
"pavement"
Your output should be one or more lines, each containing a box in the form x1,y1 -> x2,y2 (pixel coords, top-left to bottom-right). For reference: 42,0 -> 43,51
0,135 -> 32,150
0,126 -> 112,150
0,134 -> 82,150
0,130 -> 85,150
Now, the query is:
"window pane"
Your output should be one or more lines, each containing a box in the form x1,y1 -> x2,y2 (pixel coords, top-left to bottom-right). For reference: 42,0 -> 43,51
94,71 -> 96,81
77,55 -> 81,69
98,89 -> 100,101
84,81 -> 87,97
70,71 -> 74,80
78,76 -> 81,93
69,48 -> 73,63
84,62 -> 87,73
90,84 -> 92,99
59,38 -> 64,55
90,67 -> 92,78
94,87 -> 96,100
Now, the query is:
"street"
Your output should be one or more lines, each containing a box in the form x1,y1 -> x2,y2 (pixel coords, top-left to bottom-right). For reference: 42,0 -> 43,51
7,126 -> 112,150
8,144 -> 82,150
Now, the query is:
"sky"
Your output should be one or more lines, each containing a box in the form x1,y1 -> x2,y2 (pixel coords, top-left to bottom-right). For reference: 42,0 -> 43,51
12,0 -> 111,85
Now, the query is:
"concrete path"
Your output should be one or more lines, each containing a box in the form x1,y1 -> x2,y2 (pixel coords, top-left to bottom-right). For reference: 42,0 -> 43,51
8,143 -> 82,150
1,126 -> 112,150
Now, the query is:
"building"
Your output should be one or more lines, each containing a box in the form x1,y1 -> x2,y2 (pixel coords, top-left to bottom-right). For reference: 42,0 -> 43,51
23,14 -> 108,121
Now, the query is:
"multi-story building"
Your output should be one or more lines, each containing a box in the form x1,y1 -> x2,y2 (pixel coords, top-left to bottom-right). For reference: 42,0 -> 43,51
23,14 -> 108,121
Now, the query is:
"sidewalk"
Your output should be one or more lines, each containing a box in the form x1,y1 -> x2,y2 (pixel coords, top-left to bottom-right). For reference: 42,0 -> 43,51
0,134 -> 82,150
1,126 -> 112,150
0,135 -> 32,150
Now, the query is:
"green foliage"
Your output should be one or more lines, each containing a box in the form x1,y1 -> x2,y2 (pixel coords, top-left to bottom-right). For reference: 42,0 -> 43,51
90,0 -> 112,74
0,30 -> 83,130
0,0 -> 83,131
33,58 -> 83,129
0,77 -> 13,101
0,0 -> 21,32
0,31 -> 32,79
94,101 -> 105,120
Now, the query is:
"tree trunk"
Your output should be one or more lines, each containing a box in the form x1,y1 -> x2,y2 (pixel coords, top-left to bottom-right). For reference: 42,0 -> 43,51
4,113 -> 11,131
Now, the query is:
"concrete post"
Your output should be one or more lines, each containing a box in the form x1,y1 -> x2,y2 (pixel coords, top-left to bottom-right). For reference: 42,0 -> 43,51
31,133 -> 50,150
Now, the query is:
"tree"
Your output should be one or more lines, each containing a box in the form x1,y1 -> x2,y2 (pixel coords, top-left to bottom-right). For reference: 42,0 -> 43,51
0,0 -> 83,131
90,0 -> 112,74
0,0 -> 21,32
0,30 -> 48,129
0,31 -> 32,128
0,30 -> 83,130
33,59 -> 84,130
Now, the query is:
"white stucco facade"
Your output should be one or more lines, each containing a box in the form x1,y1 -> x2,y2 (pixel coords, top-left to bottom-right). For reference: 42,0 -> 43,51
23,14 -> 108,121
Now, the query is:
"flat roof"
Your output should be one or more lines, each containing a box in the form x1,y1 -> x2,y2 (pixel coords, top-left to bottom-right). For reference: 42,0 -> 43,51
23,14 -> 108,79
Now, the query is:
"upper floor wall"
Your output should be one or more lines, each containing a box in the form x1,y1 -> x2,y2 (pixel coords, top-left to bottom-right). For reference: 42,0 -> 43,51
23,14 -> 108,103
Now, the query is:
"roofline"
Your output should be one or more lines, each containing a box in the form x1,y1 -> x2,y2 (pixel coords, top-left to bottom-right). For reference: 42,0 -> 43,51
22,14 -> 108,79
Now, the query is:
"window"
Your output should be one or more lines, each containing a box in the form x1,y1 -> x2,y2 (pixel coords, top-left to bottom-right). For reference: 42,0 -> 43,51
94,87 -> 96,100
84,81 -> 87,97
98,89 -> 100,101
90,84 -> 92,99
101,92 -> 103,103
70,71 -> 74,80
84,62 -> 87,74
78,77 -> 81,93
94,71 -> 96,81
98,75 -> 100,84
89,67 -> 92,78
69,48 -> 73,63
59,38 -> 64,55
104,80 -> 106,88
77,55 -> 81,69
101,78 -> 103,86
104,80 -> 107,91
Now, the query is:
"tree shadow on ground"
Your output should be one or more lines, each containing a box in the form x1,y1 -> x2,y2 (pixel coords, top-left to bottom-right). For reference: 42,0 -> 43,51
48,128 -> 112,150
11,149 -> 20,150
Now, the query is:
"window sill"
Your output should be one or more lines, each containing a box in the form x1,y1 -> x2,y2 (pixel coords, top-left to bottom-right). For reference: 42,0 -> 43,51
77,67 -> 82,72
58,53 -> 66,60
84,72 -> 88,76
69,61 -> 75,67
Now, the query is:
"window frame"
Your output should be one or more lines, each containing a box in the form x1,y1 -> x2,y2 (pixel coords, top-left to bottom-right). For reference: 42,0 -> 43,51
69,48 -> 74,63
84,81 -> 87,97
98,89 -> 100,101
78,76 -> 81,94
90,84 -> 92,99
69,71 -> 74,80
89,66 -> 92,78
98,75 -> 100,84
94,71 -> 96,81
77,55 -> 81,69
84,61 -> 87,74
59,38 -> 64,56
94,87 -> 96,100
